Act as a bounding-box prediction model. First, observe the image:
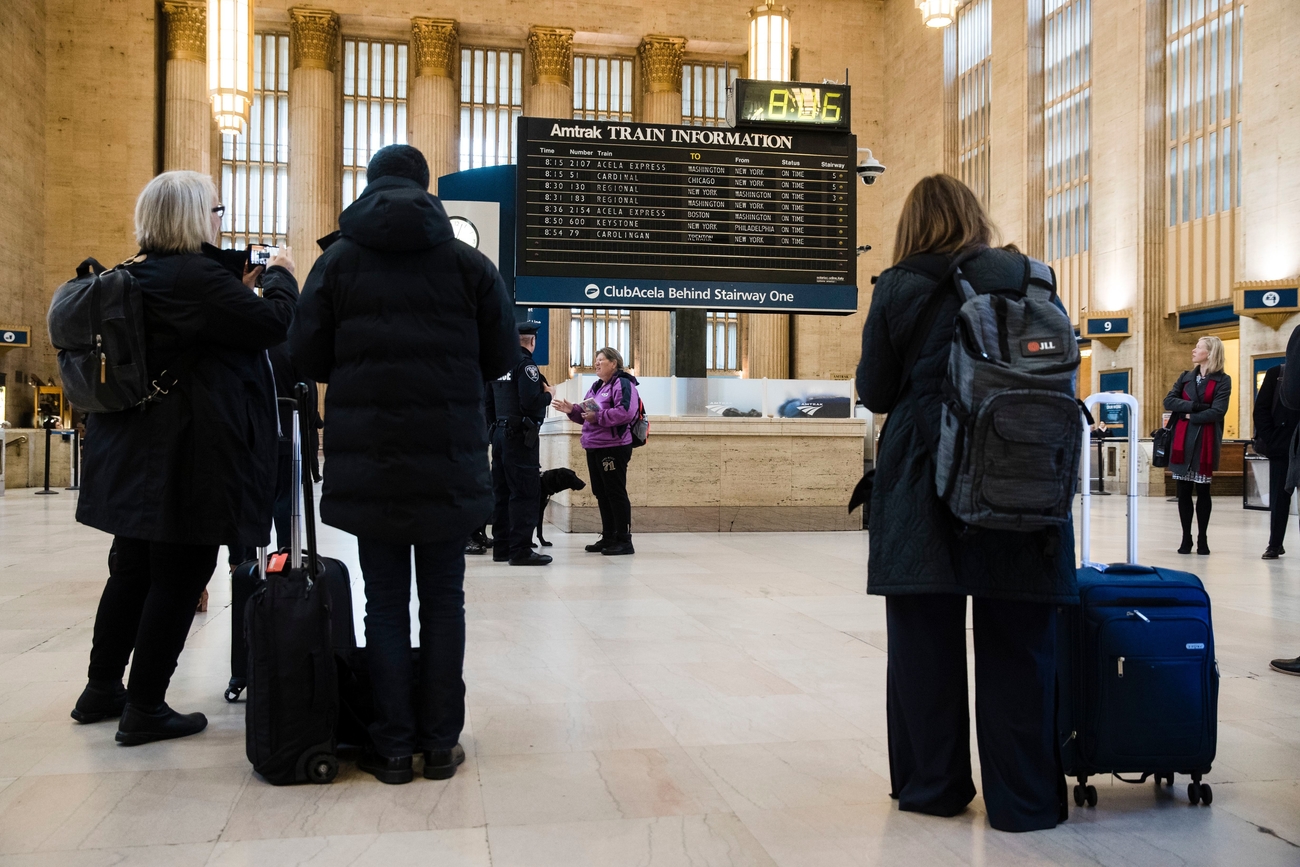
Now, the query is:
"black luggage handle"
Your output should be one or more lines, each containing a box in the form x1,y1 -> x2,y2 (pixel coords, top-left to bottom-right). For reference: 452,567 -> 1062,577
295,383 -> 320,584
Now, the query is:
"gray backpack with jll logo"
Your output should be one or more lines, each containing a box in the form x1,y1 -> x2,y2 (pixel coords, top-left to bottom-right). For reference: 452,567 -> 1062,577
929,254 -> 1081,531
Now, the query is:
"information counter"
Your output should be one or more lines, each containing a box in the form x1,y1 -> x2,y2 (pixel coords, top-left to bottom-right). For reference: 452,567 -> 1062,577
540,377 -> 867,533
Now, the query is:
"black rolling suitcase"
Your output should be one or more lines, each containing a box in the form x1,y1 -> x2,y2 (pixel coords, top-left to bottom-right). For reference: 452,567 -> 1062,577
225,404 -> 355,704
242,385 -> 345,785
1058,394 -> 1219,809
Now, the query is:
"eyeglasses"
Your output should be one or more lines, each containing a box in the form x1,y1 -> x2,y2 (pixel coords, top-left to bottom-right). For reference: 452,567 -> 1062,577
211,205 -> 226,217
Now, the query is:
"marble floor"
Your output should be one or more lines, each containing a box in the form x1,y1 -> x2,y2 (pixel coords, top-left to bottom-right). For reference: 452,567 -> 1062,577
1,488 -> 1299,866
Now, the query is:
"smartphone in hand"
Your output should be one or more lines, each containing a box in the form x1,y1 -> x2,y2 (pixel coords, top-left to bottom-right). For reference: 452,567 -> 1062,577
248,244 -> 279,268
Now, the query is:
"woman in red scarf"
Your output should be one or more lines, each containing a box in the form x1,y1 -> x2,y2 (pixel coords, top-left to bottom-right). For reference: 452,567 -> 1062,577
1163,336 -> 1232,554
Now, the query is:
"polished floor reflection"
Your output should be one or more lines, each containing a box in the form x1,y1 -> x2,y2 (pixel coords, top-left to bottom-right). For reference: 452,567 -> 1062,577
1,488 -> 1299,866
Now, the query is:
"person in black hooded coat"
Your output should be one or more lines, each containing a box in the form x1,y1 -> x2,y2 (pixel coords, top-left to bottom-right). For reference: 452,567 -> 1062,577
289,145 -> 519,784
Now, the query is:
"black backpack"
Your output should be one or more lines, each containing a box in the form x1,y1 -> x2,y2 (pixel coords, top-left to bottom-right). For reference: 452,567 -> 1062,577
47,256 -> 155,413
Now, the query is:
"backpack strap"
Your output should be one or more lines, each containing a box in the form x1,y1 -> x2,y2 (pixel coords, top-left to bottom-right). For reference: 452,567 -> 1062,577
896,247 -> 984,391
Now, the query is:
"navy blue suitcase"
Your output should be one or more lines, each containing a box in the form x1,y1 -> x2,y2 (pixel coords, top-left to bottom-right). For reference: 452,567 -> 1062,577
1058,395 -> 1218,808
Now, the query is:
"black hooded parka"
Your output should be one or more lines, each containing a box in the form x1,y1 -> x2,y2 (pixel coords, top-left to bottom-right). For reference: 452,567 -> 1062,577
288,175 -> 520,544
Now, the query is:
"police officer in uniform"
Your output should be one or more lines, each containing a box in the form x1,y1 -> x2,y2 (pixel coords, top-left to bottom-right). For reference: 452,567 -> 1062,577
491,321 -> 555,565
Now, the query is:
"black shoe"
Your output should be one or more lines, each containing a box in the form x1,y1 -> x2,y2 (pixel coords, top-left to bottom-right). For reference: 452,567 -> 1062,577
70,679 -> 127,724
1263,546 -> 1284,560
510,552 -> 553,566
1178,535 -> 1193,555
358,750 -> 414,784
601,541 -> 635,556
1270,657 -> 1300,676
492,549 -> 512,562
423,743 -> 466,780
115,702 -> 207,746
470,529 -> 493,548
465,542 -> 487,555
585,538 -> 610,553
1197,535 -> 1210,555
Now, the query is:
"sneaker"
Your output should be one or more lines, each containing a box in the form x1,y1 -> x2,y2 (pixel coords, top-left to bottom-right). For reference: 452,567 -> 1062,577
70,679 -> 127,724
584,538 -> 610,553
358,750 -> 414,784
1269,657 -> 1300,676
509,552 -> 553,566
601,541 -> 635,556
115,702 -> 208,746
423,744 -> 466,780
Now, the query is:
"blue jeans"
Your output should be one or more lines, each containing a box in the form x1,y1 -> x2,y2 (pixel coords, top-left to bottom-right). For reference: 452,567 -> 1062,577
356,537 -> 467,757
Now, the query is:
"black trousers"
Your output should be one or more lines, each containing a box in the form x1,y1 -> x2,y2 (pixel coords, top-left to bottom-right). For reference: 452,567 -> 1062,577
586,445 -> 633,541
227,448 -> 293,566
356,537 -> 466,758
1269,452 -> 1293,549
490,426 -> 540,557
886,594 -> 1060,832
86,537 -> 219,707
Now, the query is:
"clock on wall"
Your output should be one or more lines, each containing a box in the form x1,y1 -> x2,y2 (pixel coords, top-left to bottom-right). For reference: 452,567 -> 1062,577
726,79 -> 852,131
449,216 -> 480,249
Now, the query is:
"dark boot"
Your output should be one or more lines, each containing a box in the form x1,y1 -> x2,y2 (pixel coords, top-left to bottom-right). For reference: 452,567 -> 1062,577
602,536 -> 635,556
423,743 -> 466,780
509,551 -> 552,566
115,702 -> 208,746
70,679 -> 127,724
584,537 -> 610,553
1178,534 -> 1193,555
1197,534 -> 1210,555
358,750 -> 414,784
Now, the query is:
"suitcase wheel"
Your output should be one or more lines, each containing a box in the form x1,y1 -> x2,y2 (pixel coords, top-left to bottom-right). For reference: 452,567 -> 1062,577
224,679 -> 246,703
1072,784 -> 1097,808
306,752 -> 339,784
1187,781 -> 1212,805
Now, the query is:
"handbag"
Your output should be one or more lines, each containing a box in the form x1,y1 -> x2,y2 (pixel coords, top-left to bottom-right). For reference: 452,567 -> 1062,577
1151,421 -> 1174,468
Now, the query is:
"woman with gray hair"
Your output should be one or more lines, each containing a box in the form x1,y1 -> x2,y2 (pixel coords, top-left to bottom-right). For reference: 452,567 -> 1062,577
71,170 -> 298,744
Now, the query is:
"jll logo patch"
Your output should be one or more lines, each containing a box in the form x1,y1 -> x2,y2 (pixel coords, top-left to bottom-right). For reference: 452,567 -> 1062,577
1020,338 -> 1065,356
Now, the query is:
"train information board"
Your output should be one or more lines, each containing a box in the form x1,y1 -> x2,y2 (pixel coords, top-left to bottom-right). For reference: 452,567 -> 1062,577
514,117 -> 857,313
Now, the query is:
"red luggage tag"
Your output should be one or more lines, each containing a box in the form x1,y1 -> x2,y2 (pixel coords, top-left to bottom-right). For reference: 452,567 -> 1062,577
266,552 -> 289,573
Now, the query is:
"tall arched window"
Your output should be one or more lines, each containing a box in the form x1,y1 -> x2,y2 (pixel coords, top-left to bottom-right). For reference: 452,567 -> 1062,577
220,33 -> 289,250
1044,0 -> 1091,321
342,39 -> 408,207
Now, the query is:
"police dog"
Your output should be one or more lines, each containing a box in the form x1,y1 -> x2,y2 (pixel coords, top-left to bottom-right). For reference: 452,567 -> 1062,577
535,468 -> 586,547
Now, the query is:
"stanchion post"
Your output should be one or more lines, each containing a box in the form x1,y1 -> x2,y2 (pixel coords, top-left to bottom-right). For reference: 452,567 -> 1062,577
65,430 -> 80,491
35,427 -> 58,495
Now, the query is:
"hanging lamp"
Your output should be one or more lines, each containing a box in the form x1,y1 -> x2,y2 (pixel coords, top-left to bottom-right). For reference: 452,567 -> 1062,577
208,0 -> 254,134
748,0 -> 791,82
916,0 -> 958,28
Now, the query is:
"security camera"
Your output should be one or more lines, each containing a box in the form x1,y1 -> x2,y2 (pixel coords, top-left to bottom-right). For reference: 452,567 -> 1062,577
856,148 -> 886,185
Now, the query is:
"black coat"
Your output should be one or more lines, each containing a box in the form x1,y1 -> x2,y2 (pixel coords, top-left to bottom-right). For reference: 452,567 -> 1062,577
76,252 -> 298,546
856,246 -> 1078,604
1162,369 -> 1231,476
288,175 -> 520,544
1253,365 -> 1299,459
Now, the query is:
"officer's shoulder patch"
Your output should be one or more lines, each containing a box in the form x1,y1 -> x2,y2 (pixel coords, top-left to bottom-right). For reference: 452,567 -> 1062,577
525,365 -> 540,382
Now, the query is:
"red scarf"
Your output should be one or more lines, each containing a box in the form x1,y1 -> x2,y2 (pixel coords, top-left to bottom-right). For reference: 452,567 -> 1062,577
1171,376 -> 1217,470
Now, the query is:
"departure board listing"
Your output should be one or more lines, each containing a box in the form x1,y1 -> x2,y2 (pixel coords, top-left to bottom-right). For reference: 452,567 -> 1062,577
514,116 -> 858,313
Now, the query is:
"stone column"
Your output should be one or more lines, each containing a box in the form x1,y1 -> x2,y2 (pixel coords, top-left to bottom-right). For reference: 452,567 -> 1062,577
410,18 -> 458,191
527,26 -> 574,383
162,1 -> 210,174
632,35 -> 685,377
288,7 -> 340,276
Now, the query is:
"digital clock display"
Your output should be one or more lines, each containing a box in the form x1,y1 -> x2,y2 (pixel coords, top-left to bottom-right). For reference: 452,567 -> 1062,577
728,79 -> 851,131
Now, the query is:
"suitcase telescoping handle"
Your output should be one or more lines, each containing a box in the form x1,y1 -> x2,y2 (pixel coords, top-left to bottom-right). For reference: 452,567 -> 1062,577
258,398 -> 304,578
1080,392 -> 1140,569
294,383 -> 319,584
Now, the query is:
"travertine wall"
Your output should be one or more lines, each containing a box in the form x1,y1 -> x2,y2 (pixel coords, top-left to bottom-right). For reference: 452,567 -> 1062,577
0,0 -> 48,427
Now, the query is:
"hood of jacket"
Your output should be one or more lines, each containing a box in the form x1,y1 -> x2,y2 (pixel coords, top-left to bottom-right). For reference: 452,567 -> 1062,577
338,176 -> 454,252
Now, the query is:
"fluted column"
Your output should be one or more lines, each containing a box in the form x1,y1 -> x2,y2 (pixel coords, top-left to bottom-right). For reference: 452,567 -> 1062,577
162,1 -> 210,173
630,36 -> 685,377
288,7 -> 340,275
527,26 -> 574,383
410,18 -> 458,191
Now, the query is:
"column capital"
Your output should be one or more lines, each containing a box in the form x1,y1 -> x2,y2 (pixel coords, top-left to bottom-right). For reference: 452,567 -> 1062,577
290,7 -> 340,71
527,26 -> 574,87
162,1 -> 205,63
411,18 -> 458,79
638,36 -> 686,94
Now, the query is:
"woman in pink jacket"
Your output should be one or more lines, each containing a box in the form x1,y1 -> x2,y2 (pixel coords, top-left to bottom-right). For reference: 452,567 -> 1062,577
552,347 -> 640,555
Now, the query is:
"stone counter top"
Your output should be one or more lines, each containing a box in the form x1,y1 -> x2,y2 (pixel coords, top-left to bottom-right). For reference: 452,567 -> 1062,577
541,415 -> 867,438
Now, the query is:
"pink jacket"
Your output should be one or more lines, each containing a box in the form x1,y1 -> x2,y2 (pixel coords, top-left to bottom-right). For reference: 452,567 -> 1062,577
566,372 -> 640,449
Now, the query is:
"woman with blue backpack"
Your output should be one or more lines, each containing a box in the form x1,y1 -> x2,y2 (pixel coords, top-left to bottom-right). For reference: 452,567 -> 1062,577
552,347 -> 640,555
